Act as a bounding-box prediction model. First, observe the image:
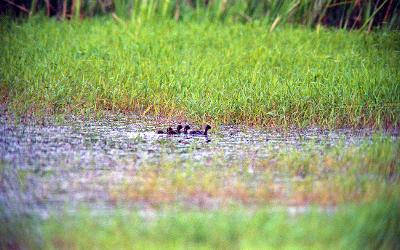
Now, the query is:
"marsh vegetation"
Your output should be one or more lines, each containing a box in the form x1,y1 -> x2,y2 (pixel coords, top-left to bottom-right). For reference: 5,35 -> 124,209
1,1 -> 399,249
1,18 -> 400,128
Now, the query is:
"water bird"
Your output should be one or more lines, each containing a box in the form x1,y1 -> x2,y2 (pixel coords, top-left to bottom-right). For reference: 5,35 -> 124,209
157,129 -> 165,134
175,125 -> 183,134
189,125 -> 212,136
167,127 -> 178,135
157,125 -> 183,135
183,125 -> 191,134
157,127 -> 173,134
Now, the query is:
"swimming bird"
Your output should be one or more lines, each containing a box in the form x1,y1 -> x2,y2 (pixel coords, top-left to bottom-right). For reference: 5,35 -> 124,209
175,125 -> 183,134
183,125 -> 191,134
157,129 -> 166,134
167,127 -> 178,135
157,125 -> 183,135
157,127 -> 173,134
189,125 -> 212,136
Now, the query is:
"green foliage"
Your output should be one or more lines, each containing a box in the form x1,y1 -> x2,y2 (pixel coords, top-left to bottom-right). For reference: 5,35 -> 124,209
4,0 -> 400,30
34,197 -> 400,249
1,19 -> 399,128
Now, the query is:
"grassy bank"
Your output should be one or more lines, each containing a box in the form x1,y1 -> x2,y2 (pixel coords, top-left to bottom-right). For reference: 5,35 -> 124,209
1,18 -> 399,128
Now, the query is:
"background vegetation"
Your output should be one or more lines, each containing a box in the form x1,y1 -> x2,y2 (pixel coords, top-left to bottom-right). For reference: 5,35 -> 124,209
1,0 -> 400,31
1,17 -> 399,128
1,1 -> 399,128
1,1 -> 399,249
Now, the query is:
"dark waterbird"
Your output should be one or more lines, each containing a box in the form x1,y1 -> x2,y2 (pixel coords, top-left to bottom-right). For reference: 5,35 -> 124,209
183,125 -> 191,134
156,127 -> 170,134
189,125 -> 212,136
157,125 -> 183,135
157,127 -> 173,134
167,127 -> 177,135
174,125 -> 183,134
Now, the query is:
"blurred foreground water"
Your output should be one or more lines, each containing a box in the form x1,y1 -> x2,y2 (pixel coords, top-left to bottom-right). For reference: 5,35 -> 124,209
0,109 -> 397,217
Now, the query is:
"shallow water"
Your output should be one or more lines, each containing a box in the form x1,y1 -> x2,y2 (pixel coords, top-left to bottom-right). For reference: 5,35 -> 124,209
0,113 -> 379,170
0,111 -> 396,216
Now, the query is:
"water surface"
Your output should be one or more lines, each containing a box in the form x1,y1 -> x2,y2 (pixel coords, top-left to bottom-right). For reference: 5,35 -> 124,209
0,111 -> 393,216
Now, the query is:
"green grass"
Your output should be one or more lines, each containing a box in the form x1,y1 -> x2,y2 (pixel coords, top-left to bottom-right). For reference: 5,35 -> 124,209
1,17 -> 399,128
2,196 -> 399,249
42,197 -> 400,249
1,14 -> 399,248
